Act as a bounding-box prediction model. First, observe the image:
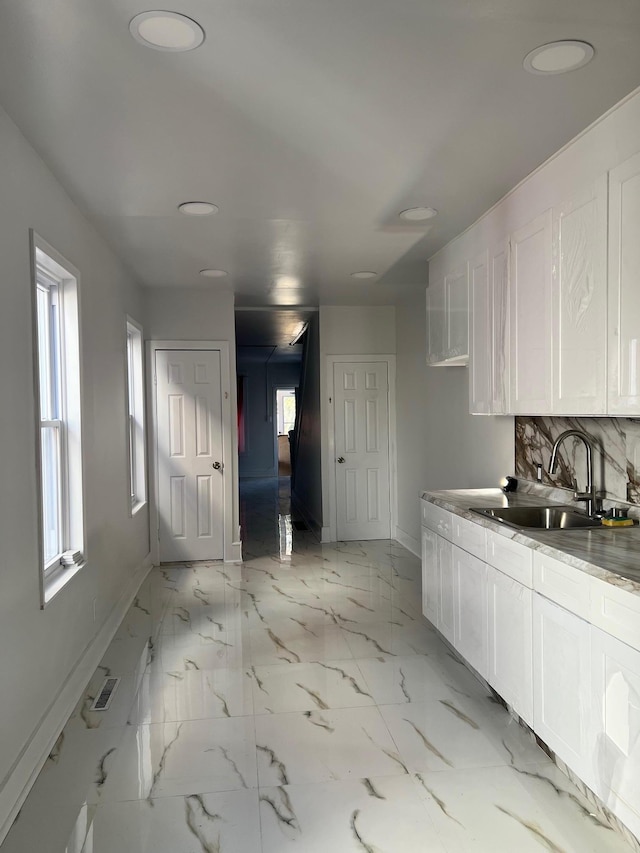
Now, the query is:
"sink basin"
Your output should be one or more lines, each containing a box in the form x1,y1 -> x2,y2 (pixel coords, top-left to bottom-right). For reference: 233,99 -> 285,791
470,505 -> 602,530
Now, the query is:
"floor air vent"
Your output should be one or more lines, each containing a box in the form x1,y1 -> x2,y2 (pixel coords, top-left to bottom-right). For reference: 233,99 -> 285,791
90,677 -> 120,711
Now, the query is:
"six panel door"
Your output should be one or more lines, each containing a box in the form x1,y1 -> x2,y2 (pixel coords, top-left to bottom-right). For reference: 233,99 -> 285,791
156,349 -> 224,561
333,362 -> 391,540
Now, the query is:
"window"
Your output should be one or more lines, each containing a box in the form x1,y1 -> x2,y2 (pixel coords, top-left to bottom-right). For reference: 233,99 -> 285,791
32,234 -> 84,603
125,318 -> 146,512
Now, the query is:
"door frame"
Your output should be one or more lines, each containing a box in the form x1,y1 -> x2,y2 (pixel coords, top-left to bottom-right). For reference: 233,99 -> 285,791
146,340 -> 240,564
324,354 -> 397,543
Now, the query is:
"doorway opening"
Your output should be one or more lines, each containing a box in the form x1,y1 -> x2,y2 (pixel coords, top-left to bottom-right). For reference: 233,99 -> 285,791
275,387 -> 296,476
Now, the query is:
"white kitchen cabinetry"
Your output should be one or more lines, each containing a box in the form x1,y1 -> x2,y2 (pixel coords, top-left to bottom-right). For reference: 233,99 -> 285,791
509,210 -> 553,414
552,176 -> 608,414
488,565 -> 533,724
438,536 -> 456,644
454,545 -> 489,679
609,150 -> 640,415
426,260 -> 469,366
469,241 -> 510,415
421,526 -> 439,627
589,626 -> 640,839
533,595 -> 593,786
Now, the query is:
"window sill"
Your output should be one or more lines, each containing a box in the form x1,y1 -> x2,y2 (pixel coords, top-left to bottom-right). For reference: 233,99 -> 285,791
130,499 -> 147,518
42,557 -> 86,608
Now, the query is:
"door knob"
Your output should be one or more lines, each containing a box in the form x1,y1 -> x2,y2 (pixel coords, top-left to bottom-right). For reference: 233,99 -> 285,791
212,461 -> 222,470
337,457 -> 345,463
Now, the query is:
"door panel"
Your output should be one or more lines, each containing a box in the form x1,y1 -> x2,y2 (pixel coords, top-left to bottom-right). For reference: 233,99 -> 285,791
157,350 -> 224,561
334,362 -> 390,540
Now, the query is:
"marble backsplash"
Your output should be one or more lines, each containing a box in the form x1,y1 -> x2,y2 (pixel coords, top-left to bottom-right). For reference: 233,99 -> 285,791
515,416 -> 640,507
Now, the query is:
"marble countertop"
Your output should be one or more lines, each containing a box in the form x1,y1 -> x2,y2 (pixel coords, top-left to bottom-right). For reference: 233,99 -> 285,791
421,486 -> 640,597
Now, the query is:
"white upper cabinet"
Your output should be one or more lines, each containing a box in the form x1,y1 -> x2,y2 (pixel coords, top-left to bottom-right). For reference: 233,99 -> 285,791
552,176 -> 608,414
469,239 -> 510,415
469,249 -> 491,414
426,258 -> 469,366
509,210 -> 553,414
609,151 -> 640,415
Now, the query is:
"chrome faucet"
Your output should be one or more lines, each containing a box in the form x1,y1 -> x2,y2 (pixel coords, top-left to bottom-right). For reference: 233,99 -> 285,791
548,429 -> 600,517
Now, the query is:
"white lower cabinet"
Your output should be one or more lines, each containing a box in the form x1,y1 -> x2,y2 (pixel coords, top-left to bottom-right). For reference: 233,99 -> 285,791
533,594 -> 593,786
454,545 -> 488,680
589,626 -> 640,839
438,536 -> 455,645
488,565 -> 533,725
421,526 -> 439,627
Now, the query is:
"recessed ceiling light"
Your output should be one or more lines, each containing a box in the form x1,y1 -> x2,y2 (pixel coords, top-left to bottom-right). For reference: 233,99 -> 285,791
351,271 -> 377,279
178,201 -> 218,216
129,11 -> 205,52
200,269 -> 228,278
523,40 -> 594,75
399,207 -> 438,222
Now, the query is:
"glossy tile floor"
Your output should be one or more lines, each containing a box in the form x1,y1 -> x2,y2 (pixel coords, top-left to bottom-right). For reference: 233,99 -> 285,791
2,478 -> 634,852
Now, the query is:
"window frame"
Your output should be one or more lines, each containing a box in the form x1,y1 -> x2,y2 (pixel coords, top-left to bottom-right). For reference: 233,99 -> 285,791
31,232 -> 85,606
125,316 -> 147,515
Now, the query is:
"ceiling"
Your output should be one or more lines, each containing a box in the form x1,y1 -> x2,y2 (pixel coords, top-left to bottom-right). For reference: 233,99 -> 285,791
1,0 -> 640,308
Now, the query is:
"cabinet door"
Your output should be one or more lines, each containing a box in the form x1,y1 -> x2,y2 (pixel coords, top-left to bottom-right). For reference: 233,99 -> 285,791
589,625 -> 640,840
491,238 -> 510,414
421,526 -> 439,627
426,277 -> 445,364
469,249 -> 492,414
609,151 -> 640,414
454,546 -> 488,679
552,176 -> 608,414
509,210 -> 553,414
488,566 -> 533,724
533,595 -> 593,786
438,536 -> 455,645
445,261 -> 469,362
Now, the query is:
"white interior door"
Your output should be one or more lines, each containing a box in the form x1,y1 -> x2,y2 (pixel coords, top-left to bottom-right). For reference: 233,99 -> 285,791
334,362 -> 390,540
156,349 -> 224,562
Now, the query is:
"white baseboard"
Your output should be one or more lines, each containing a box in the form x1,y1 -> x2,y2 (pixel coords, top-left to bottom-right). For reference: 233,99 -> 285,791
0,553 -> 153,846
226,540 -> 243,563
394,526 -> 420,558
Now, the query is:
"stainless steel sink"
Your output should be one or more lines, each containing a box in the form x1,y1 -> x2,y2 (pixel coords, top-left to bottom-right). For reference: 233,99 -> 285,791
470,505 -> 602,530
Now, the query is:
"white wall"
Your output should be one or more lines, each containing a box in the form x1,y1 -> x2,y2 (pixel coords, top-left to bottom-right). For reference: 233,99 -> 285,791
395,290 -> 514,550
292,314 -> 323,532
143,287 -> 241,555
319,306 -> 396,539
237,351 -> 301,478
0,105 -> 149,835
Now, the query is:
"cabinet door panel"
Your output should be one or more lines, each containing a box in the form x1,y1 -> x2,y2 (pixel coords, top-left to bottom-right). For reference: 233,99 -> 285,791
533,595 -> 592,785
488,566 -> 533,724
438,537 -> 455,644
454,546 -> 488,679
552,176 -> 608,414
426,277 -> 445,364
590,626 -> 640,839
491,239 -> 510,414
609,151 -> 640,414
509,210 -> 553,414
469,249 -> 492,414
445,262 -> 469,361
421,526 -> 439,627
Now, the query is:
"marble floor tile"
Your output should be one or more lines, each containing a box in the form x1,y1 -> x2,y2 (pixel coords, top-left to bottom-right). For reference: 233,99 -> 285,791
97,717 -> 258,802
249,621 -> 354,666
250,659 -> 375,714
414,763 -> 628,852
355,654 -> 460,706
259,775 -> 446,853
84,789 -> 261,853
131,666 -> 254,723
151,628 -> 252,672
380,697 -> 549,773
339,618 -> 441,658
255,706 -> 408,786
